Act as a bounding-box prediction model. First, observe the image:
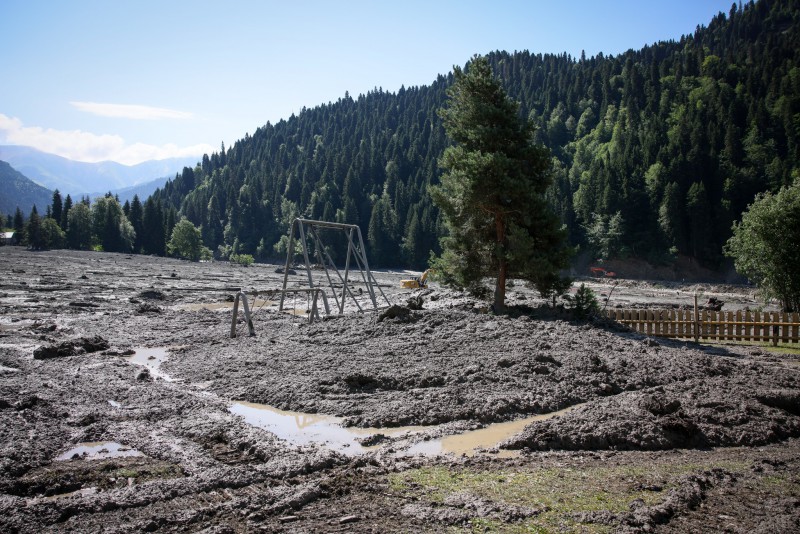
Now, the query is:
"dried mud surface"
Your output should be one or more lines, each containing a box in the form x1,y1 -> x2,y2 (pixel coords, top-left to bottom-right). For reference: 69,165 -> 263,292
1,247 -> 798,532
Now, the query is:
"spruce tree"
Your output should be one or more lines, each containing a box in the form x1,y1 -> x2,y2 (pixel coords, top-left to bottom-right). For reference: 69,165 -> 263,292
26,205 -> 43,250
51,189 -> 63,229
61,194 -> 72,230
431,55 -> 570,311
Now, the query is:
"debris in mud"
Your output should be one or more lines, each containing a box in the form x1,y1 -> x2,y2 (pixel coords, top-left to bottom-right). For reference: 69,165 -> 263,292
358,433 -> 389,446
406,296 -> 424,310
33,335 -> 109,360
377,304 -> 415,322
136,368 -> 152,381
139,289 -> 167,300
136,302 -> 162,314
68,301 -> 99,308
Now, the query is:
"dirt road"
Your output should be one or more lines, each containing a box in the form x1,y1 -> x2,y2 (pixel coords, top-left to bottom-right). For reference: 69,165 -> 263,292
1,247 -> 797,532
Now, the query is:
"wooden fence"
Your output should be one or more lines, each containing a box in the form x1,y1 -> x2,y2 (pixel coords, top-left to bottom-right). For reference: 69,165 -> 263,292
605,308 -> 800,344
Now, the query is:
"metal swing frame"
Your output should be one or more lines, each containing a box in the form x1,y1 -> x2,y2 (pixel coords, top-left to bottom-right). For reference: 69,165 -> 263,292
279,218 -> 390,315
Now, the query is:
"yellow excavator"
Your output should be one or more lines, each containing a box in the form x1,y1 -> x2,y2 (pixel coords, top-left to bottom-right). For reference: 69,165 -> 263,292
401,269 -> 434,289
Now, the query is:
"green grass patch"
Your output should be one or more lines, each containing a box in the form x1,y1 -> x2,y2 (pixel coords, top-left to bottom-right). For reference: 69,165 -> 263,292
699,339 -> 800,356
389,461 -> 752,533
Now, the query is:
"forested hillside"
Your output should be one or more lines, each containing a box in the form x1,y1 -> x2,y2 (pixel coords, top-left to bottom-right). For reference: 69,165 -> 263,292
0,160 -> 52,220
146,0 -> 799,269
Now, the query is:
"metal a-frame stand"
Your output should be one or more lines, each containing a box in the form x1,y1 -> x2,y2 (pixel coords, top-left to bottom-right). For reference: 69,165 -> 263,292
279,218 -> 390,315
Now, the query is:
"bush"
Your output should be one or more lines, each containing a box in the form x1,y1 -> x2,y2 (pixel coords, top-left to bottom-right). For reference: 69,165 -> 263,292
566,283 -> 600,320
230,253 -> 254,267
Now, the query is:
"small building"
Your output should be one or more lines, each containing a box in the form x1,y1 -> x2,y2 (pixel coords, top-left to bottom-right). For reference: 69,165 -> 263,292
1,232 -> 18,246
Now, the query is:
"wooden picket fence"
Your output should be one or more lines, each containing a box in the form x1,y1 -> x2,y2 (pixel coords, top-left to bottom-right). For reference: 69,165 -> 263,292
605,308 -> 800,345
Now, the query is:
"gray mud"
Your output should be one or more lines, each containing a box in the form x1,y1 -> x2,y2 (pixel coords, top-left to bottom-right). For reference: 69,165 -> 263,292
1,247 -> 798,532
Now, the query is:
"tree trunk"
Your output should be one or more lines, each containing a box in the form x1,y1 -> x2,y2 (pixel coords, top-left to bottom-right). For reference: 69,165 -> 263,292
494,215 -> 506,313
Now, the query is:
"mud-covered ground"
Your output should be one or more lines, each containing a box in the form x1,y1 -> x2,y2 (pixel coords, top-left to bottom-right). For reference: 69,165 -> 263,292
1,247 -> 798,533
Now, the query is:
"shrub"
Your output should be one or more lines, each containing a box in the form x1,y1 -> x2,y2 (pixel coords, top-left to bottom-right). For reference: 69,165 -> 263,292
566,283 -> 600,320
230,253 -> 254,267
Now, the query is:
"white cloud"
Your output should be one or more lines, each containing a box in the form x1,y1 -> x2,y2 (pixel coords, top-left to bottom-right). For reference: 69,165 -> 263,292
70,101 -> 193,120
0,113 -> 214,165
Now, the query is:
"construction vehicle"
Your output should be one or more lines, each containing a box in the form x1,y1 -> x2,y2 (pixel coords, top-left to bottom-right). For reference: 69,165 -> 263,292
401,269 -> 434,289
589,266 -> 616,278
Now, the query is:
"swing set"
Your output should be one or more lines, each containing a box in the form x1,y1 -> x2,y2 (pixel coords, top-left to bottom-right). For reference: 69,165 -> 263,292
230,218 -> 391,337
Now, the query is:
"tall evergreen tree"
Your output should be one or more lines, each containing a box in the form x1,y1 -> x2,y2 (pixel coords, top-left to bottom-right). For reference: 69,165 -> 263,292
26,205 -> 43,250
51,189 -> 63,229
431,55 -> 571,311
13,207 -> 25,241
129,195 -> 144,253
61,194 -> 73,230
142,197 -> 166,255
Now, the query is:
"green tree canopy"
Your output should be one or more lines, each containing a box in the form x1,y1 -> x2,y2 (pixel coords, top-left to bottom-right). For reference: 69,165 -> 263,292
40,218 -> 65,250
431,55 -> 571,311
724,178 -> 800,312
167,217 -> 209,261
66,202 -> 92,250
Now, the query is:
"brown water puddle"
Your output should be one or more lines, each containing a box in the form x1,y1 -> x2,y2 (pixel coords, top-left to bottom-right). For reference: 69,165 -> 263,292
125,347 -> 177,382
403,404 -> 586,458
178,298 -> 275,312
230,401 -> 585,457
56,441 -> 144,461
229,401 -> 425,456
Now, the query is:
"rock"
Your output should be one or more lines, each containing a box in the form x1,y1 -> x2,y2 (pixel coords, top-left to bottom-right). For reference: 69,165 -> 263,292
338,515 -> 360,524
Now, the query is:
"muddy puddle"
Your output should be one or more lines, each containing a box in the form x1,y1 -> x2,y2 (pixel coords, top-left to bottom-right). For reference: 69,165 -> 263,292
178,297 -> 276,312
125,347 -> 176,382
230,401 -> 584,457
403,404 -> 585,458
56,441 -> 144,461
229,401 -> 424,455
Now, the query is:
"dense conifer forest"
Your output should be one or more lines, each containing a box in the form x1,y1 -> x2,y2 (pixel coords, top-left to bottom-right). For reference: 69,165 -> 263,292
22,1 -> 800,271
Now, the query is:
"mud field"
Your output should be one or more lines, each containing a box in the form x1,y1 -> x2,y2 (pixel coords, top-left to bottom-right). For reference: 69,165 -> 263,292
1,247 -> 798,533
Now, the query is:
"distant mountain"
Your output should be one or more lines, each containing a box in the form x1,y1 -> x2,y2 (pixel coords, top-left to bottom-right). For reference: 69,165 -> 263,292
0,160 -> 53,218
86,175 -> 168,205
0,145 -> 200,197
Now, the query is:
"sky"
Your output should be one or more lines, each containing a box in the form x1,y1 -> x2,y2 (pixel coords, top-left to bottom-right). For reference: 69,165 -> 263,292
0,0 -> 735,166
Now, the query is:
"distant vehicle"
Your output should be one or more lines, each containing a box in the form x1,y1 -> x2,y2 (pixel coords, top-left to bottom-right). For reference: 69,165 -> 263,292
401,269 -> 434,289
590,266 -> 616,278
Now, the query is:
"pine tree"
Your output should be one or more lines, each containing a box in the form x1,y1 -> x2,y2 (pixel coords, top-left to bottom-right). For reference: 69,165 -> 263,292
51,190 -> 63,229
26,205 -> 43,250
61,194 -> 72,230
13,207 -> 25,241
431,55 -> 571,311
129,195 -> 144,252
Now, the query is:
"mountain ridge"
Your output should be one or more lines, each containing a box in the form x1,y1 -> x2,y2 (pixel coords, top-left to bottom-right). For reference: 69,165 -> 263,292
0,160 -> 53,218
0,145 -> 200,197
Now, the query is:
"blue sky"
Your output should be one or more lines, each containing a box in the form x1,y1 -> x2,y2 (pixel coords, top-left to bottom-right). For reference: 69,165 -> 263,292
0,0 -> 734,165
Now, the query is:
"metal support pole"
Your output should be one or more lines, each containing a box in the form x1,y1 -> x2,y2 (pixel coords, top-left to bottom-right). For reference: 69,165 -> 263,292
279,220 -> 297,311
231,291 -> 255,338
